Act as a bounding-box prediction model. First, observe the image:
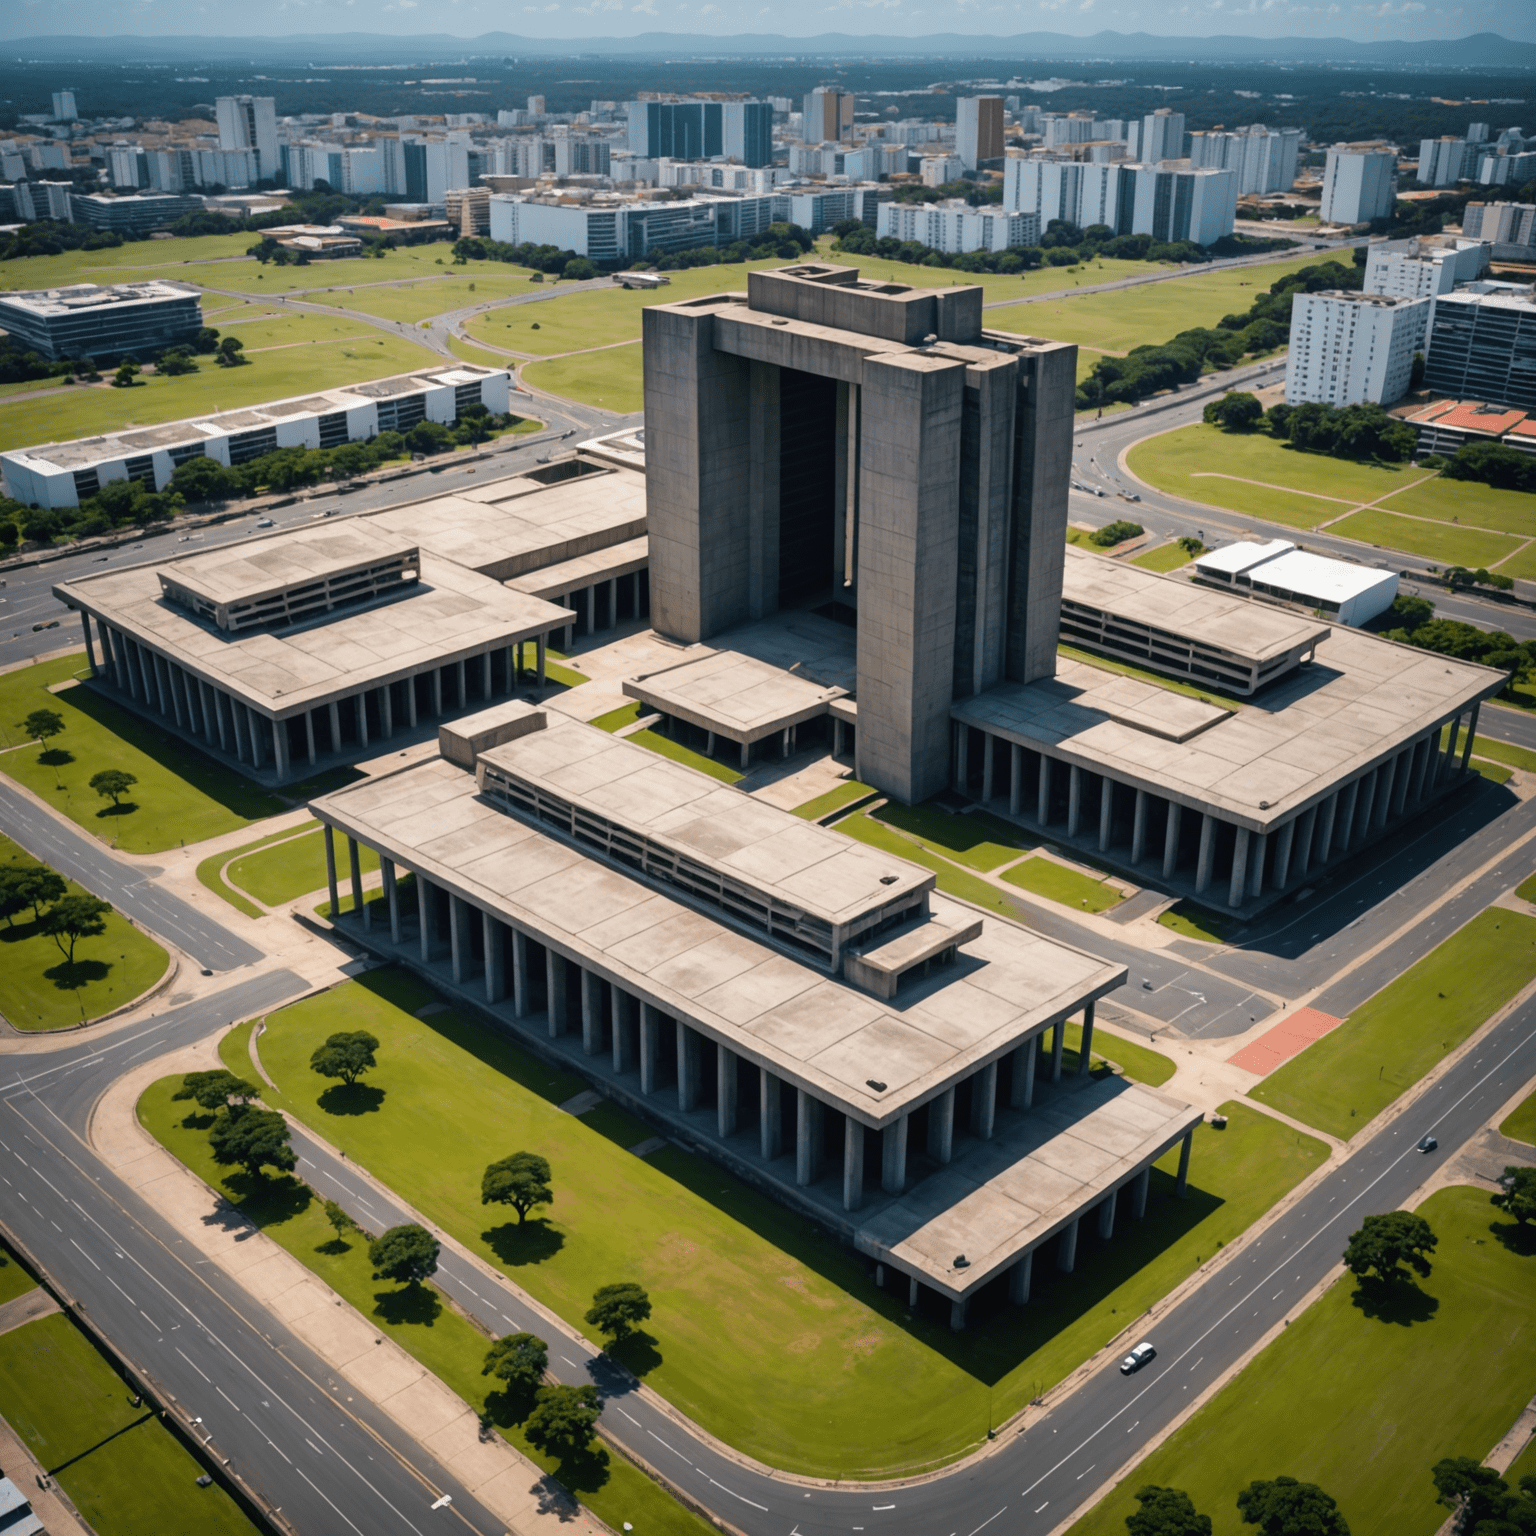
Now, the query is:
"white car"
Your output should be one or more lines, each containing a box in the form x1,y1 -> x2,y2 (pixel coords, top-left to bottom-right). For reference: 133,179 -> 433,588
256,518 -> 274,528
1120,1341 -> 1156,1375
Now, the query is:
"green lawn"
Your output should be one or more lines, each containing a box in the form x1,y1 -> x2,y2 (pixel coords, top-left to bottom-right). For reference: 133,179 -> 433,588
791,780 -> 876,821
0,656 -> 288,852
1131,541 -> 1201,572
1064,1019 -> 1177,1087
187,240 -> 532,296
139,1070 -> 712,1536
1253,908 -> 1536,1137
220,973 -> 1323,1477
1519,873 -> 1536,903
1375,475 -> 1536,537
1067,1185 -> 1536,1536
1502,1087 -> 1536,1144
836,808 -> 1027,921
1471,736 -> 1536,774
448,334 -> 518,371
1507,1434 -> 1536,1491
309,271 -> 537,324
1324,509 -> 1524,569
627,727 -> 743,783
589,702 -> 644,732
0,831 -> 169,1030
226,824 -> 379,908
1493,542 -> 1536,581
1158,902 -> 1239,943
0,232 -> 257,289
872,800 -> 1034,871
0,1310 -> 261,1536
1471,758 -> 1515,784
1002,856 -> 1124,913
0,1238 -> 37,1305
521,345 -> 643,413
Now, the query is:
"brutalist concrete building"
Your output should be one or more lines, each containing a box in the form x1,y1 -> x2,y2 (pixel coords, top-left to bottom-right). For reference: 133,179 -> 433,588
642,262 -> 1075,805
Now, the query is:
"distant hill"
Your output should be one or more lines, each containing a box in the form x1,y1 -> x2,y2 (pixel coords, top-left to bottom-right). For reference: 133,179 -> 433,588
9,29 -> 1536,68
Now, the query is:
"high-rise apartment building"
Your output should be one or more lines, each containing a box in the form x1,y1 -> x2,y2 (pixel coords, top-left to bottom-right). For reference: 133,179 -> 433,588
1003,156 -> 1234,243
51,90 -> 77,121
1285,290 -> 1428,407
1416,135 -> 1483,188
627,99 -> 773,168
802,88 -> 856,144
1319,143 -> 1397,225
1140,109 -> 1186,163
1423,288 -> 1536,411
1463,201 -> 1536,248
1186,125 -> 1300,195
527,95 -> 546,116
955,96 -> 1005,171
215,95 -> 279,180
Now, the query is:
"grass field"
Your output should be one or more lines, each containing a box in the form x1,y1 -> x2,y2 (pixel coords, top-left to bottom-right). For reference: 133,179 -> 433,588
1067,1184 -> 1536,1536
0,232 -> 256,289
1375,475 -> 1536,538
309,271 -> 538,323
1002,856 -> 1125,913
837,808 -> 1029,921
791,780 -> 876,821
628,727 -> 742,783
1064,1019 -> 1177,1087
0,656 -> 287,852
1253,908 -> 1536,1138
520,346 -> 643,414
1131,541 -> 1200,572
226,823 -> 379,907
1325,508 -> 1525,568
1493,542 -> 1536,581
1470,758 -> 1515,784
1471,736 -> 1536,774
0,1238 -> 36,1305
1502,1087 -> 1536,1144
590,702 -> 644,732
139,1072 -> 714,1536
1158,902 -> 1239,942
226,972 -> 1321,1476
0,1309 -> 261,1536
873,801 -> 1034,870
987,253 -> 1323,356
0,830 -> 168,1030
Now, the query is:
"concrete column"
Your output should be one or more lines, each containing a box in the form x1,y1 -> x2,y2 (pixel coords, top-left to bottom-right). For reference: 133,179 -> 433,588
328,700 -> 342,753
1009,1251 -> 1033,1306
611,989 -> 635,1075
639,1004 -> 661,1095
212,689 -> 230,753
1051,1017 -> 1066,1082
1078,1001 -> 1095,1077
949,1297 -> 968,1332
740,739 -> 751,771
795,1090 -> 825,1186
1389,748 -> 1411,817
908,1276 -> 919,1308
1337,777 -> 1361,849
1228,826 -> 1250,909
1409,735 -> 1432,803
1057,1218 -> 1079,1273
304,709 -> 317,766
431,668 -> 443,716
454,659 -> 467,710
1129,789 -> 1148,864
348,836 -> 367,930
324,823 -> 339,918
80,610 -> 97,674
843,1116 -> 865,1212
1097,1187 -> 1118,1241
1098,774 -> 1116,853
581,969 -> 604,1056
981,733 -> 995,804
380,683 -> 393,740
1374,757 -> 1397,829
546,950 -> 567,1038
1272,819 -> 1296,890
383,858 -> 401,944
1037,755 -> 1053,825
1247,831 -> 1267,900
1355,770 -> 1379,846
676,1020 -> 701,1111
1293,805 -> 1317,878
780,727 -> 790,759
449,894 -> 466,984
405,674 -> 418,728
970,1060 -> 998,1140
536,635 -> 546,688
955,724 -> 969,795
271,718 -> 289,779
606,577 -> 618,631
1195,813 -> 1216,894
881,1116 -> 908,1195
161,657 -> 184,727
1162,799 -> 1183,880
1130,1165 -> 1151,1220
1009,743 -> 1023,817
512,930 -> 529,1017
481,650 -> 493,699
1176,1127 -> 1194,1197
926,1086 -> 955,1164
760,1070 -> 783,1160
1317,790 -> 1340,861
833,719 -> 845,758
1459,703 -> 1480,769
1010,1036 -> 1037,1109
717,1046 -> 738,1137
247,705 -> 266,768
417,875 -> 433,962
1067,765 -> 1083,838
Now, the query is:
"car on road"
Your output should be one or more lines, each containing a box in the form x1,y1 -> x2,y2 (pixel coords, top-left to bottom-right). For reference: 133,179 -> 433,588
1418,1134 -> 1438,1153
1120,1341 -> 1156,1375
256,518 -> 274,527
31,620 -> 60,631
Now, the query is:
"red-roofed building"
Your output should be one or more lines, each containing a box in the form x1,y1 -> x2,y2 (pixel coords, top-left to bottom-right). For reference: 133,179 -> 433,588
1409,398 -> 1528,455
1504,418 -> 1536,456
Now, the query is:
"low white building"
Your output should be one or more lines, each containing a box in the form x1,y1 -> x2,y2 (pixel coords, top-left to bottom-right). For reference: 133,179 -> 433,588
1284,290 -> 1428,408
1195,540 -> 1399,627
876,200 -> 1039,253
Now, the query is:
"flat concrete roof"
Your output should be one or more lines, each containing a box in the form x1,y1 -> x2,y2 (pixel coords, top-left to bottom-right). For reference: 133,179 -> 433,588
1196,538 -> 1295,577
1240,549 -> 1398,605
314,742 -> 1126,1126
954,626 -> 1502,832
56,545 -> 572,719
0,279 -> 200,317
623,648 -> 846,745
506,536 -> 649,602
1063,544 -> 1330,664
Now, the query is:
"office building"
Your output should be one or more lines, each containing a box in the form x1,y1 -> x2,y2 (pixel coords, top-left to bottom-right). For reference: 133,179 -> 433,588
215,95 -> 279,180
445,186 -> 491,237
955,96 -> 1005,171
489,192 -> 722,261
921,154 -> 965,188
1319,143 -> 1397,224
1140,109 -> 1186,164
1004,157 -> 1124,232
1477,150 -> 1536,186
1185,125 -> 1300,195
785,186 -> 890,236
1194,540 -> 1398,627
2,364 -> 509,509
1462,201 -> 1536,255
1284,290 -> 1428,407
527,95 -> 546,117
553,136 -> 612,178
627,98 -> 772,169
802,89 -> 856,144
51,89 -> 77,121
69,192 -> 203,234
1363,235 -> 1489,345
1406,398 -> 1536,458
0,279 -> 203,364
1423,288 -> 1536,411
877,201 -> 1039,253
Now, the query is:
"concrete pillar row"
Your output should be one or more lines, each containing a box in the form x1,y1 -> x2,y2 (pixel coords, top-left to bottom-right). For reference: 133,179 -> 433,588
1077,1001 -> 1095,1077
927,1086 -> 955,1164
970,1060 -> 998,1140
881,1116 -> 908,1195
760,1070 -> 783,1160
383,858 -> 402,945
795,1090 -> 825,1187
1162,799 -> 1183,880
581,969 -> 605,1057
717,1046 -> 739,1138
639,1003 -> 661,1095
1010,1038 -> 1037,1110
1009,1250 -> 1033,1306
348,836 -> 367,931
1228,826 -> 1251,910
843,1115 -> 865,1212
1195,813 -> 1216,894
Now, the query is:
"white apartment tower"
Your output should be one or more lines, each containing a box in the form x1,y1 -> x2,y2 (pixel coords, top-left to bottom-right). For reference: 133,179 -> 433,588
1285,290 -> 1429,407
1186,125 -> 1300,195
1140,109 -> 1186,163
1319,144 -> 1397,225
955,96 -> 1005,171
51,90 -> 77,122
215,95 -> 279,180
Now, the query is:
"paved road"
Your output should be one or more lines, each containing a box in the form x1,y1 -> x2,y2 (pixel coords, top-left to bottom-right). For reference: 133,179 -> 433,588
0,775 -> 261,973
0,973 -> 514,1536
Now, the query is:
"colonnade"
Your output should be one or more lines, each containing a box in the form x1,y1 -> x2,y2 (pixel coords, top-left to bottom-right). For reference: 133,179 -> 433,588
953,704 -> 1481,910
76,608 -> 551,780
554,569 -> 648,651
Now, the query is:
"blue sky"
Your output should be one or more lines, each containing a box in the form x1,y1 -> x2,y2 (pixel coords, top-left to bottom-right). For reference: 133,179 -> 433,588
4,0 -> 1531,43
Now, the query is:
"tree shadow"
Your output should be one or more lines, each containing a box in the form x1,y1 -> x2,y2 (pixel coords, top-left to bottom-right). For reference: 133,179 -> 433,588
44,959 -> 109,991
482,1219 -> 564,1268
1350,1277 -> 1439,1325
1490,1218 -> 1536,1257
545,1441 -> 612,1497
481,1383 -> 539,1430
178,1109 -> 216,1132
220,1170 -> 313,1229
94,802 -> 139,819
37,748 -> 73,767
316,1236 -> 354,1257
317,1082 -> 385,1116
608,1330 -> 662,1379
373,1282 -> 441,1327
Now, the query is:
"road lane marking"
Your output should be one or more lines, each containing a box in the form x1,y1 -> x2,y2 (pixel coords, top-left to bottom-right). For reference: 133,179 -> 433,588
69,1238 -> 100,1269
176,1347 -> 211,1381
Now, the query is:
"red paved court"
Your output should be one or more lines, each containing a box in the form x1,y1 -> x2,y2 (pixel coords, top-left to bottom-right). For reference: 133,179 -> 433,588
1227,1007 -> 1343,1075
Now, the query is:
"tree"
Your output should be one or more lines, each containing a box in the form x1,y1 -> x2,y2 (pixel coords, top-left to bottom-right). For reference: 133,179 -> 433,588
1203,391 -> 1263,432
1431,1457 -> 1536,1535
216,335 -> 246,367
11,865 -> 66,924
523,1383 -> 601,1457
1128,1486 -> 1213,1536
0,865 -> 30,927
322,1199 -> 356,1242
481,1152 -> 553,1225
89,769 -> 136,806
368,1223 -> 439,1286
309,1030 -> 379,1087
585,1282 -> 651,1347
1236,1477 -> 1350,1536
1492,1165 -> 1536,1226
158,348 -> 198,376
167,455 -> 245,504
112,359 -> 139,388
1343,1210 -> 1437,1284
482,1331 -> 549,1394
18,709 -> 64,750
173,1069 -> 261,1113
209,1106 -> 296,1179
